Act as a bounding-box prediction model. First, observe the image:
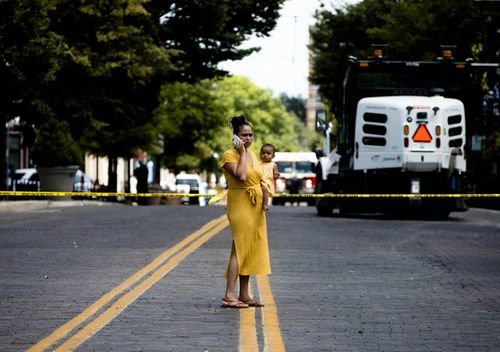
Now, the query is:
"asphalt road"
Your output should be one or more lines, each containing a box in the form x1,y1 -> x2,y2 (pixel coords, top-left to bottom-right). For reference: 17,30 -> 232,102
0,201 -> 499,351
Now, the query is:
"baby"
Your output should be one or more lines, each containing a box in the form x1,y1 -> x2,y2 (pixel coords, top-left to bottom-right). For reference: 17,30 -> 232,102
260,143 -> 280,211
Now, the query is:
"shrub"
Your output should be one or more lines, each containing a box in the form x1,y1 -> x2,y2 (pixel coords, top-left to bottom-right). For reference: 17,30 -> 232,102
32,118 -> 82,167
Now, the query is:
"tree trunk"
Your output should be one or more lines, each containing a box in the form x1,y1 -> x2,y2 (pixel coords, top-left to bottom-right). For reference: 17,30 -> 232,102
0,117 -> 6,191
107,155 -> 118,193
154,154 -> 162,184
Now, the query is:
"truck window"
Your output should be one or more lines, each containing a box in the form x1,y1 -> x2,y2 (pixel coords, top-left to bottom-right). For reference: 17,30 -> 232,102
295,162 -> 315,173
277,162 -> 293,173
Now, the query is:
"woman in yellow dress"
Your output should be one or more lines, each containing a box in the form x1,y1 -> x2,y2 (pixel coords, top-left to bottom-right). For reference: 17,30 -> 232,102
220,115 -> 271,308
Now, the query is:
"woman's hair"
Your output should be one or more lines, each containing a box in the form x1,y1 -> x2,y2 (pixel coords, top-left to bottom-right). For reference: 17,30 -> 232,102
229,115 -> 253,135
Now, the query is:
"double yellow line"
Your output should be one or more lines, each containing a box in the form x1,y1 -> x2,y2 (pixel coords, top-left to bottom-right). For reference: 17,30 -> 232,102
28,215 -> 229,351
238,277 -> 286,352
27,214 -> 286,351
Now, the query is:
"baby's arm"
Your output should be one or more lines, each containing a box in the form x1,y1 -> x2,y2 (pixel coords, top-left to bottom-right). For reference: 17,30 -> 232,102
261,184 -> 270,211
272,163 -> 280,180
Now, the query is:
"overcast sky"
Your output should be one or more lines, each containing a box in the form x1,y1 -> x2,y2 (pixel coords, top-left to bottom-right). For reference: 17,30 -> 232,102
218,0 -> 360,98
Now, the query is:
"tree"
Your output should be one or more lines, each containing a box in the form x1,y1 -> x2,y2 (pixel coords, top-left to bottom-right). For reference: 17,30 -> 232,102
280,93 -> 306,124
309,0 -> 392,106
146,0 -> 286,81
0,0 -> 66,123
211,76 -> 304,153
0,0 -> 66,189
1,0 -> 286,191
309,0 -> 499,105
154,76 -> 311,173
154,80 -> 226,173
368,0 -> 484,60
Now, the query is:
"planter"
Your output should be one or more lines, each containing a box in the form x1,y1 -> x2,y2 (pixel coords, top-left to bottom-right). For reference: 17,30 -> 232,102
144,184 -> 163,206
37,166 -> 79,193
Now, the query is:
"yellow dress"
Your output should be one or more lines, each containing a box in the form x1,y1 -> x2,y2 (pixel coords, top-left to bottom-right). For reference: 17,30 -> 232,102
221,148 -> 271,277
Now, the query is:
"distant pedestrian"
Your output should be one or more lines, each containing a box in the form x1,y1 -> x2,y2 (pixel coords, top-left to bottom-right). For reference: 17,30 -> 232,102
133,148 -> 149,205
220,115 -> 270,308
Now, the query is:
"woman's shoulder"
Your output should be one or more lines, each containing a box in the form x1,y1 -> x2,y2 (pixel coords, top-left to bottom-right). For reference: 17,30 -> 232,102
222,148 -> 239,158
221,148 -> 239,165
223,148 -> 238,155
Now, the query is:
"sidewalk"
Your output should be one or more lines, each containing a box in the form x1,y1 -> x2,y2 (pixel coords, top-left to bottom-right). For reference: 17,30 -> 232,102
0,200 -> 113,212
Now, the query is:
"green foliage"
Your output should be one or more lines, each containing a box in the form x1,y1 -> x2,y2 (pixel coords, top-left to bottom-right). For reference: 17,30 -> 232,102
309,0 -> 499,105
0,0 -> 66,122
211,76 -> 304,153
150,0 -> 286,80
154,76 -> 312,172
280,93 -> 306,124
367,0 -> 482,60
31,118 -> 82,167
1,0 -> 285,163
154,80 -> 226,172
47,0 -> 174,159
483,131 -> 500,161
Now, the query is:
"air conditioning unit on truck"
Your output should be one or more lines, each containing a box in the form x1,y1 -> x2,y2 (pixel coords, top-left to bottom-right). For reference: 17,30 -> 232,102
314,47 -> 487,218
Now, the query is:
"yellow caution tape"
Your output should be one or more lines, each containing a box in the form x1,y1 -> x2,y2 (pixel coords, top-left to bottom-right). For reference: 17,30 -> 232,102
0,191 -> 203,198
272,193 -> 500,198
1,191 -> 500,198
207,192 -> 226,205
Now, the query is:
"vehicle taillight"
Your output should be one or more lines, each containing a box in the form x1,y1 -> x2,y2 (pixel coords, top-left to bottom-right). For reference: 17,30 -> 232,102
404,137 -> 409,148
404,125 -> 409,135
435,125 -> 441,136
275,177 -> 286,192
436,138 -> 441,148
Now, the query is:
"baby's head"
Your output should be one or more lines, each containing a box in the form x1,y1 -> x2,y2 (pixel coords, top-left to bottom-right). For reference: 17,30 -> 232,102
260,144 -> 276,163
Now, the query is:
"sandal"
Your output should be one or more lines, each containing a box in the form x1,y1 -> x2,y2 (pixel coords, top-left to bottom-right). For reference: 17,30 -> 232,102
221,297 -> 249,309
238,297 -> 265,307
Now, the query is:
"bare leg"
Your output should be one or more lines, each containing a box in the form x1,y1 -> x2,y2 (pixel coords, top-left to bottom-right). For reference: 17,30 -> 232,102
239,275 -> 250,300
224,242 -> 239,300
238,275 -> 264,307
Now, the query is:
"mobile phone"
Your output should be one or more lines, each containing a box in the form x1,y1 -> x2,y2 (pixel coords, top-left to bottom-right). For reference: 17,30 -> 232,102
233,134 -> 241,146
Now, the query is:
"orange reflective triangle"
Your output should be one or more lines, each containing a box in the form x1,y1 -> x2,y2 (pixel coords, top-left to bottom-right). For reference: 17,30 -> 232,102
412,124 -> 432,143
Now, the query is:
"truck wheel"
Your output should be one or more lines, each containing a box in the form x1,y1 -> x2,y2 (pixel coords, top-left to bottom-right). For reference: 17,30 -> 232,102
317,203 -> 333,216
427,199 -> 451,219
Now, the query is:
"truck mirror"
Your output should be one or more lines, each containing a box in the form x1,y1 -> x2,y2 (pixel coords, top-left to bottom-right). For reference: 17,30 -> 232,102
315,109 -> 327,132
314,148 -> 324,158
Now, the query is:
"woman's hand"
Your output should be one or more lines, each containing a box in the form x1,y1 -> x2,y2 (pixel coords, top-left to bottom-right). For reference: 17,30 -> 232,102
234,138 -> 246,154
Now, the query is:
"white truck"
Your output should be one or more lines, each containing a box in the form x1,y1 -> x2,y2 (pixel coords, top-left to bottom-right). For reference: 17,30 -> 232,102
272,152 -> 318,206
315,47 -> 478,218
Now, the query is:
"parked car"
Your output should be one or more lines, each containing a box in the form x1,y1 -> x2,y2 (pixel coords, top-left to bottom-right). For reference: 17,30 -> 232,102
11,168 -> 94,193
73,170 -> 95,192
11,168 -> 40,191
175,173 -> 206,205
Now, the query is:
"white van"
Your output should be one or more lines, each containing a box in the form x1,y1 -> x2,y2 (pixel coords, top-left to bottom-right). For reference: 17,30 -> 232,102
272,152 -> 317,205
175,173 -> 207,206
